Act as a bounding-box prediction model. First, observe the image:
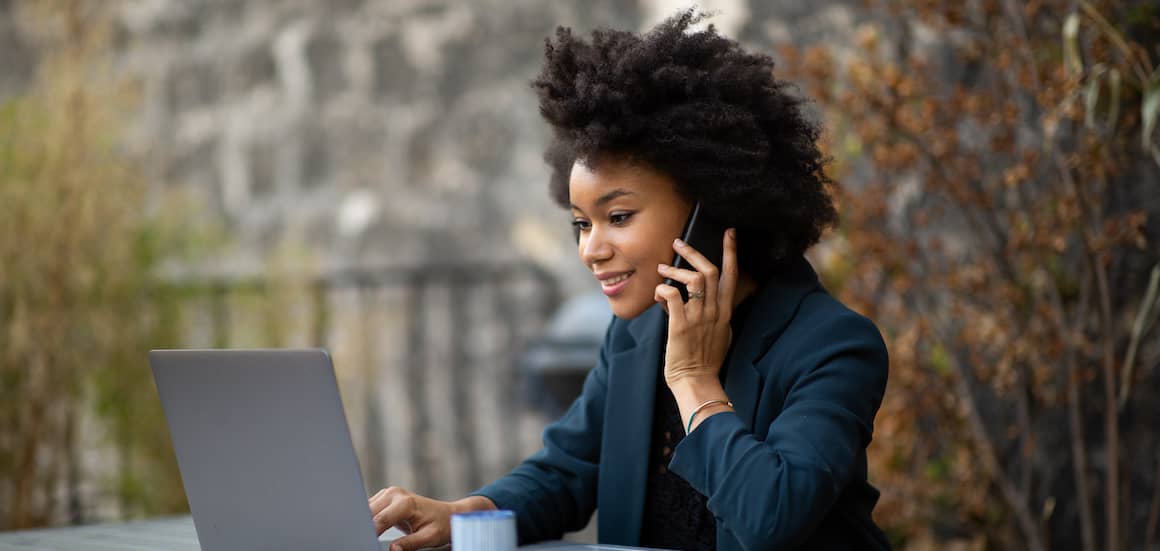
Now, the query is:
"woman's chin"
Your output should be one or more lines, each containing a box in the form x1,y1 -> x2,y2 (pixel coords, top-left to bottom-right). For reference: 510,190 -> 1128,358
608,296 -> 656,320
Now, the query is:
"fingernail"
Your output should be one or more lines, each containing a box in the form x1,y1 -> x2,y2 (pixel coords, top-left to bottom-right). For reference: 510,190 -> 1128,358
728,228 -> 736,238
391,545 -> 402,551
674,238 -> 684,247
657,264 -> 668,271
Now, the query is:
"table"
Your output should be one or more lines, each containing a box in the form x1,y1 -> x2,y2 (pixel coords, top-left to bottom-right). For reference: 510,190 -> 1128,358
0,517 -> 655,550
0,517 -> 200,551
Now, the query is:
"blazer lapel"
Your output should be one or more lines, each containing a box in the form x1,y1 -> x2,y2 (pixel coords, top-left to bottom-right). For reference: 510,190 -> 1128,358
723,328 -> 763,431
725,256 -> 823,432
598,305 -> 665,545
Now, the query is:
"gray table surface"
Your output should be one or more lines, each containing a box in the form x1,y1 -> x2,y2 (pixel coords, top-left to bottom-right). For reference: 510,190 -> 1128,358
0,517 -> 201,551
0,516 -> 653,550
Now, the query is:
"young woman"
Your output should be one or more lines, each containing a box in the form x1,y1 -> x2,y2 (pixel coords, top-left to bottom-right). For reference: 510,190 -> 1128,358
368,11 -> 890,551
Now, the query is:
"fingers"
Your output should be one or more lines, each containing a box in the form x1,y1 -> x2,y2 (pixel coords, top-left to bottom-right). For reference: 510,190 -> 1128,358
672,238 -> 720,309
366,488 -> 454,551
375,496 -> 419,535
657,263 -> 706,319
657,263 -> 707,299
370,487 -> 416,536
390,524 -> 446,551
718,228 -> 738,316
369,488 -> 390,519
654,282 -> 686,328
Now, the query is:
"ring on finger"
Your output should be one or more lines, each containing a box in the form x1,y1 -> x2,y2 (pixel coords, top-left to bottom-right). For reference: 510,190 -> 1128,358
688,289 -> 706,300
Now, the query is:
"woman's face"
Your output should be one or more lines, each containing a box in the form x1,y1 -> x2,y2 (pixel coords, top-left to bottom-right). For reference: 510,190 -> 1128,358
569,157 -> 692,319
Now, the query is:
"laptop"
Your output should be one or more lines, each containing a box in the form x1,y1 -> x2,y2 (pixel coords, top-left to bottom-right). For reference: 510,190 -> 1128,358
149,349 -> 402,551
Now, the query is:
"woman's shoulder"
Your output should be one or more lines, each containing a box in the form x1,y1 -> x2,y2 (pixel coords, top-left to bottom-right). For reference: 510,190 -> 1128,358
796,289 -> 883,338
761,287 -> 888,375
746,256 -> 886,354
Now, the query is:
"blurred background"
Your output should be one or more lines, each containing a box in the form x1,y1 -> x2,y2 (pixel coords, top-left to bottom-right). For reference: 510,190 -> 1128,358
1,0 -> 1158,549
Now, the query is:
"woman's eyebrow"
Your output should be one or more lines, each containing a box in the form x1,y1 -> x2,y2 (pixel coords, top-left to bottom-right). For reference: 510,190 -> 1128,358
570,189 -> 636,211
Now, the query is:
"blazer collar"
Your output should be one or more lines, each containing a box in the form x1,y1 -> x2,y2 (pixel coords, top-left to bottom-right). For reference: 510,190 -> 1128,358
619,255 -> 822,358
741,255 -> 823,354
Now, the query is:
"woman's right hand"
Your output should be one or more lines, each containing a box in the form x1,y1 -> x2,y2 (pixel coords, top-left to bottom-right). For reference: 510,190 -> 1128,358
368,487 -> 497,551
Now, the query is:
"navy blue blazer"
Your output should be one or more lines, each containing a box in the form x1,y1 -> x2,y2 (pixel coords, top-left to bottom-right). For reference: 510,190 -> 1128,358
474,257 -> 890,550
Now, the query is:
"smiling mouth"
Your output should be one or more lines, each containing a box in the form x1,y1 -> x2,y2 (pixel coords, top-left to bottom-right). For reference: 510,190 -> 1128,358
601,271 -> 634,286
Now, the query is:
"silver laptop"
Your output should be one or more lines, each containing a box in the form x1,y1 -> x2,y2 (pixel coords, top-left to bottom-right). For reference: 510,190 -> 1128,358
150,349 -> 395,551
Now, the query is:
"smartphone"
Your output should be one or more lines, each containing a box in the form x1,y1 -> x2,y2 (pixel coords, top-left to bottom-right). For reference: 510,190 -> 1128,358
664,202 -> 727,302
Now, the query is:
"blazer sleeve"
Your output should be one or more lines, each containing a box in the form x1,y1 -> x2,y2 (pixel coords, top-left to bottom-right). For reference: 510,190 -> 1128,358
469,319 -> 614,543
667,311 -> 889,550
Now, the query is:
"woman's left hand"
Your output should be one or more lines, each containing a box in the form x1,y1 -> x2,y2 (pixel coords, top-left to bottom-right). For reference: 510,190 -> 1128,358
654,228 -> 739,388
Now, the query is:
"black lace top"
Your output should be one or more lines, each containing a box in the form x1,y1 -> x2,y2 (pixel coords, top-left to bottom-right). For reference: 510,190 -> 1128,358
639,295 -> 756,550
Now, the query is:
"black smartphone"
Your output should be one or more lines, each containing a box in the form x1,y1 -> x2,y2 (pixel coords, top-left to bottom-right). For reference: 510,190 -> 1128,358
664,202 -> 728,302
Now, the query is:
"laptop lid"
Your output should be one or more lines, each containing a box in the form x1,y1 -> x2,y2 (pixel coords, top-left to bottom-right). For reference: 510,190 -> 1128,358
150,349 -> 380,551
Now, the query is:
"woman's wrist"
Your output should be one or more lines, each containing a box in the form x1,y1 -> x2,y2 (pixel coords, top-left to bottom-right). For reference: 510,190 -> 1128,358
668,374 -> 726,404
686,402 -> 733,433
668,374 -> 732,433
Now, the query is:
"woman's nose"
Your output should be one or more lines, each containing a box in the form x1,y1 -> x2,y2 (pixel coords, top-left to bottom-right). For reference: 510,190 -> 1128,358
579,226 -> 613,266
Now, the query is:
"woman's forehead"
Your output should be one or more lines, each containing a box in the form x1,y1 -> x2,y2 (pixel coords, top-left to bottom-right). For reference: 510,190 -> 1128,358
568,158 -> 677,205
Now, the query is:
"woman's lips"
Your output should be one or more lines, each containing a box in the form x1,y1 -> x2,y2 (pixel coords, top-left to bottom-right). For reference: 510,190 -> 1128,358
600,271 -> 634,297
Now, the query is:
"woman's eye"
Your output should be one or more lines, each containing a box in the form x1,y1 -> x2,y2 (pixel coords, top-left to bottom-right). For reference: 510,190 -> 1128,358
610,212 -> 634,226
571,219 -> 591,232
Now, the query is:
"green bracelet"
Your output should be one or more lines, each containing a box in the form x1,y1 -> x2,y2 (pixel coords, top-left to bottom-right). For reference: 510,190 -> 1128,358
686,399 -> 733,433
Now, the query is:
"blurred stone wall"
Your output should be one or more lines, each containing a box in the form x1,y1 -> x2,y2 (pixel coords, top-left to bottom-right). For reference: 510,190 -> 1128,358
109,0 -> 647,287
1,0 -> 866,290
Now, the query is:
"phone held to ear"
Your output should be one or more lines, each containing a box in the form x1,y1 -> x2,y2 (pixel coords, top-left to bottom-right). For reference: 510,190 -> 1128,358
664,202 -> 727,302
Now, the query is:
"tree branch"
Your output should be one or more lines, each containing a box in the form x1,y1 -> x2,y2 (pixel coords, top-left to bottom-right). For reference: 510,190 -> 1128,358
947,347 -> 1046,551
1057,154 -> 1120,551
1118,264 -> 1160,409
1049,261 -> 1097,551
905,288 -> 1046,550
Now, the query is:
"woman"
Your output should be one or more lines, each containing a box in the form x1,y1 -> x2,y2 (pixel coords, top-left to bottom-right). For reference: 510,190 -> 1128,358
369,11 -> 890,551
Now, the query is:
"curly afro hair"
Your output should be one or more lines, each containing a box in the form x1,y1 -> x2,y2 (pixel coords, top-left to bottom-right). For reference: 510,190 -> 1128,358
533,9 -> 837,280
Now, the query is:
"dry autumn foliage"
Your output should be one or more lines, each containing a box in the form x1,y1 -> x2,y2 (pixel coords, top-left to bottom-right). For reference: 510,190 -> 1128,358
782,1 -> 1159,549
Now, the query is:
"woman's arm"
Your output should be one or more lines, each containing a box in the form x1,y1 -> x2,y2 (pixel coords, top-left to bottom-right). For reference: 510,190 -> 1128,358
654,225 -> 888,549
370,319 -> 615,549
668,311 -> 889,550
466,319 -> 614,543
